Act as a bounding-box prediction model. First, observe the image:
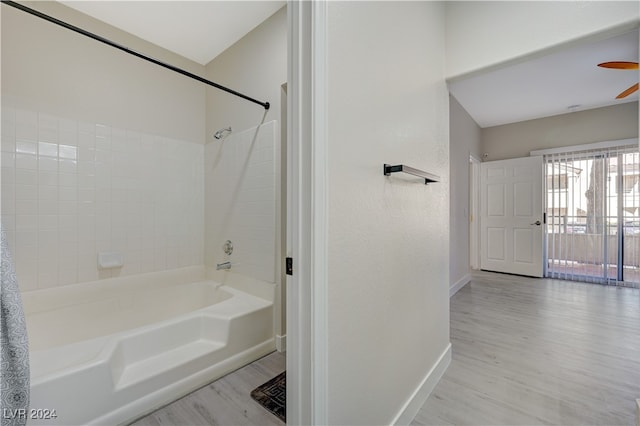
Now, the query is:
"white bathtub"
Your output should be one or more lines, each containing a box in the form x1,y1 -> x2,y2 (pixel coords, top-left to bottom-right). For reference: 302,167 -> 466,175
22,266 -> 276,425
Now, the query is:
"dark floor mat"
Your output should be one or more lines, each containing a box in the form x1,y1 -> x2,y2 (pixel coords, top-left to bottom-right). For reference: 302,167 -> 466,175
250,371 -> 286,422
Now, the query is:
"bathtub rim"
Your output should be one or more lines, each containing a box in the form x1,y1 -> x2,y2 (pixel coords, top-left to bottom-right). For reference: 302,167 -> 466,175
21,265 -> 276,316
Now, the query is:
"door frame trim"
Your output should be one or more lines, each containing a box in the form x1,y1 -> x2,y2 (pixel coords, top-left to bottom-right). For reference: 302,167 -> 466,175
286,1 -> 329,423
469,154 -> 481,270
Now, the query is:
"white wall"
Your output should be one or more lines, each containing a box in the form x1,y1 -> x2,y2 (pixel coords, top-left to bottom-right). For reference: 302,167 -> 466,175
1,1 -> 205,142
326,2 -> 450,423
203,6 -> 287,337
1,2 -> 206,291
205,7 -> 286,138
446,1 -> 640,80
449,96 -> 481,292
482,102 -> 639,161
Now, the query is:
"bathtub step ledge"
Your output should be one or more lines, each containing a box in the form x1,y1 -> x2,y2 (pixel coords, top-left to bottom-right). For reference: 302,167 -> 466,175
115,340 -> 225,390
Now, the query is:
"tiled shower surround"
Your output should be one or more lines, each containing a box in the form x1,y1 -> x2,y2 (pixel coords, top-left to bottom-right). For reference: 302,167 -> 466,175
1,107 -> 204,290
205,121 -> 277,284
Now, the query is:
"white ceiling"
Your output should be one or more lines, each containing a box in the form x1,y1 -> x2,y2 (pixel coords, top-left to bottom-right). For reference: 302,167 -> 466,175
449,29 -> 639,128
59,2 -> 637,128
60,1 -> 285,66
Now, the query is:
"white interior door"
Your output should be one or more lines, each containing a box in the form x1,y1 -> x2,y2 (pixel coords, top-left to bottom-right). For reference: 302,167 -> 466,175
480,156 -> 544,277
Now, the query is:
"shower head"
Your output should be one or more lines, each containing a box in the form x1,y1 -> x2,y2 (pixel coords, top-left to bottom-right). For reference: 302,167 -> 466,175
214,126 -> 232,140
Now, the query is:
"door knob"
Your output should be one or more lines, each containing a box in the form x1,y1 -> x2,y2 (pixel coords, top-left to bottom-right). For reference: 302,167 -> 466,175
531,220 -> 541,226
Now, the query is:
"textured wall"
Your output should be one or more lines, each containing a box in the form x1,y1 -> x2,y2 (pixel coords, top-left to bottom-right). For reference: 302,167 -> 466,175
326,2 -> 450,423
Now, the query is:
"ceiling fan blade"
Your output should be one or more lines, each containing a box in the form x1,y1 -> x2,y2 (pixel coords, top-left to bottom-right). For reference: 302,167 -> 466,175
598,61 -> 639,70
616,83 -> 639,99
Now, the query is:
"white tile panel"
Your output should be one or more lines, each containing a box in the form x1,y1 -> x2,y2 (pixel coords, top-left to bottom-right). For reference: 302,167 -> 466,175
205,120 -> 277,283
2,108 -> 205,289
15,153 -> 37,170
39,142 -> 58,158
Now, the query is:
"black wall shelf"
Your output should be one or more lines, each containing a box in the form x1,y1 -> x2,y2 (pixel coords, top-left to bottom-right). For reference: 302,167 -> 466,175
383,164 -> 440,184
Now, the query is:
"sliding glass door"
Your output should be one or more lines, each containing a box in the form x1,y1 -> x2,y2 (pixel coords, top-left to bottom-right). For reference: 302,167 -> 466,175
545,145 -> 639,287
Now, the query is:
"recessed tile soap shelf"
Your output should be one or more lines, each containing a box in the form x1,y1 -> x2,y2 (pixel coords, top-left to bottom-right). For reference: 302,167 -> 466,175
383,164 -> 440,184
98,252 -> 124,269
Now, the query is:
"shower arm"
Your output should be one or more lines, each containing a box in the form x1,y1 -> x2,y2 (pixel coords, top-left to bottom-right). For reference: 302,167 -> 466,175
1,0 -> 270,111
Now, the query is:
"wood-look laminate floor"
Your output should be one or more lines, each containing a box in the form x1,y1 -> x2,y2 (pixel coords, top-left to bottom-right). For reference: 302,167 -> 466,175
412,271 -> 640,426
129,351 -> 286,426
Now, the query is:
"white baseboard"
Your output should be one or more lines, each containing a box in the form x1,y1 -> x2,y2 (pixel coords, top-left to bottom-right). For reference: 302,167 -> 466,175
450,273 -> 471,298
276,334 -> 286,352
392,343 -> 452,425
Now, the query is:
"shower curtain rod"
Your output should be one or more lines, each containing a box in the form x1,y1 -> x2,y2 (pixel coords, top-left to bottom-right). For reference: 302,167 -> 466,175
2,0 -> 270,110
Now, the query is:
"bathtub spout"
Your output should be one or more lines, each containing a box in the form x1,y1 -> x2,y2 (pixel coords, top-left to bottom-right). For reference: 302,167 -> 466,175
216,261 -> 232,270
